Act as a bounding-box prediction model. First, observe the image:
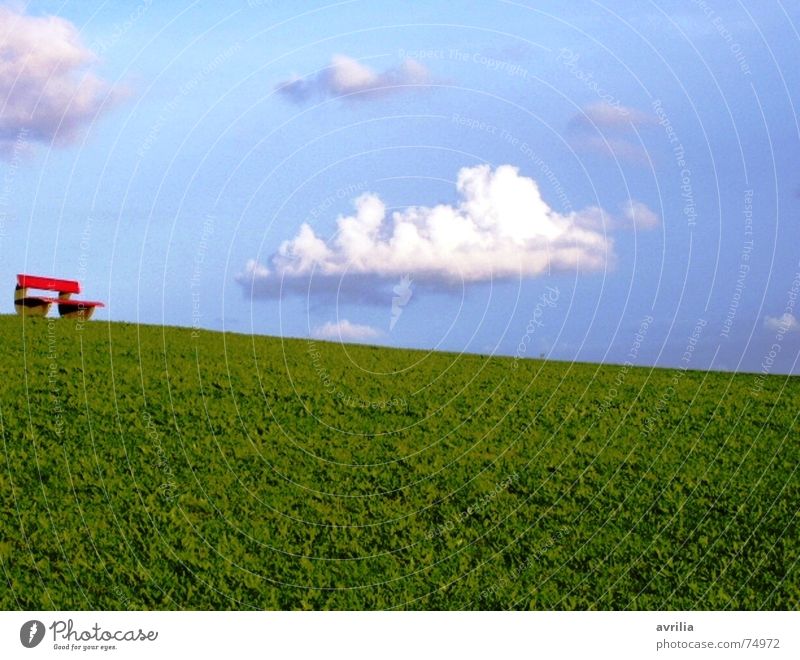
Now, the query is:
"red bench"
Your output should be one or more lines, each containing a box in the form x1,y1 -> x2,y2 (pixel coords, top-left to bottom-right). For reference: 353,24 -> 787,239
14,274 -> 104,320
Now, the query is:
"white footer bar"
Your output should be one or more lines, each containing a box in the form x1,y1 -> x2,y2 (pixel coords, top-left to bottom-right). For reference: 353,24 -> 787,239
1,611 -> 796,659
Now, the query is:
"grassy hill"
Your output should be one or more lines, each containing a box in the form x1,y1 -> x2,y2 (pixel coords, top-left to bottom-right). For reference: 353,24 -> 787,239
0,313 -> 797,609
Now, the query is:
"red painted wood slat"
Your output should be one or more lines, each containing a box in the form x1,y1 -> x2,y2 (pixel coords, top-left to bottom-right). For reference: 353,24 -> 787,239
16,274 -> 81,294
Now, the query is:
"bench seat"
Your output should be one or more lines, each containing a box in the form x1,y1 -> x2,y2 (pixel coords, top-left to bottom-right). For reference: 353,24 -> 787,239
16,296 -> 104,307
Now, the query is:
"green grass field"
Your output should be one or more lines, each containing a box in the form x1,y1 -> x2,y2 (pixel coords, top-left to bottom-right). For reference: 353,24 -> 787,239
0,313 -> 797,609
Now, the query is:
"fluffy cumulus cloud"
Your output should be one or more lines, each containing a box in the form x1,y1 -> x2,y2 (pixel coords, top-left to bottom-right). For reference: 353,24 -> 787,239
568,101 -> 655,162
312,319 -> 381,341
237,164 -> 658,298
764,313 -> 800,333
276,54 -> 432,103
0,5 -> 124,153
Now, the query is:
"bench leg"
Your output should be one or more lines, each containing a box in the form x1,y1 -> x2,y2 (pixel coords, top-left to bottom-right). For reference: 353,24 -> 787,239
14,288 -> 52,317
58,305 -> 95,321
15,302 -> 52,317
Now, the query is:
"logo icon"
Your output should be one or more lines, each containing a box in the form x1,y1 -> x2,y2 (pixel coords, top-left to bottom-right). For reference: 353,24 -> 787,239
390,275 -> 413,331
20,620 -> 45,648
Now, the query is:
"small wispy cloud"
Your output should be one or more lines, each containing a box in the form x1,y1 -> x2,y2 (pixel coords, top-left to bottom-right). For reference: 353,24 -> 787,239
312,319 -> 381,342
764,313 -> 800,333
572,134 -> 650,163
569,101 -> 655,131
570,199 -> 660,231
276,54 -> 432,103
568,101 -> 655,162
620,200 -> 660,229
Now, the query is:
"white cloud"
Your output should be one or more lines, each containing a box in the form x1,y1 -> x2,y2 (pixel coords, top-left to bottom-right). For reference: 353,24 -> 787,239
568,102 -> 655,162
570,101 -> 654,130
764,313 -> 800,333
620,200 -> 660,229
572,134 -> 650,163
312,319 -> 381,342
237,164 -> 658,297
572,199 -> 660,231
0,6 -> 125,153
276,54 -> 432,103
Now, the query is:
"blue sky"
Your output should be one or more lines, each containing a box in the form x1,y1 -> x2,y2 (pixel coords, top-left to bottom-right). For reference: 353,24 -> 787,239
2,0 -> 800,374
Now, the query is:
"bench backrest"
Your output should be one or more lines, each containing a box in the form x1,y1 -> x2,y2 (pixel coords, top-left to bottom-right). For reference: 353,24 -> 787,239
16,274 -> 81,294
